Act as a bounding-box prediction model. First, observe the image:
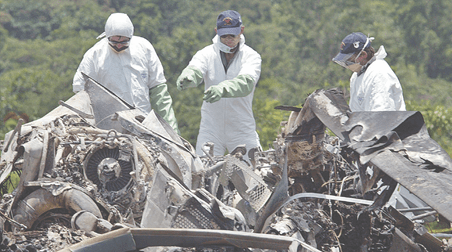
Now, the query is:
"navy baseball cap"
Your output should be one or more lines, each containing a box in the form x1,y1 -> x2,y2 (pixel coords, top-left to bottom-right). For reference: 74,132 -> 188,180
216,10 -> 242,36
332,32 -> 371,63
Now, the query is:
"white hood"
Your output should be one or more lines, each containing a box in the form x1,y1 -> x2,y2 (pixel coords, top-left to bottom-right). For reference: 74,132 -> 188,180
97,13 -> 134,39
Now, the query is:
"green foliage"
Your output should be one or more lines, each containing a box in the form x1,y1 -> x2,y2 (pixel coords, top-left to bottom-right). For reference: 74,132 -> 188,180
253,98 -> 288,150
393,0 -> 452,81
0,0 -> 57,40
4,172 -> 20,194
1,118 -> 18,138
406,100 -> 452,155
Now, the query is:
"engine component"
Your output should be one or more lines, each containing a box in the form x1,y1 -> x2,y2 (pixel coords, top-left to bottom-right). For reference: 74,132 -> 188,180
85,147 -> 133,191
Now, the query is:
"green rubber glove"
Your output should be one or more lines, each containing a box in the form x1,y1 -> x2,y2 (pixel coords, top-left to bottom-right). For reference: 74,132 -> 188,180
176,66 -> 203,91
203,74 -> 254,103
149,83 -> 180,134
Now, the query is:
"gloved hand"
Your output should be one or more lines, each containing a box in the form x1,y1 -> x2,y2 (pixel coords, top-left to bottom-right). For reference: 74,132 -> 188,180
203,86 -> 223,103
176,74 -> 194,91
203,75 -> 255,103
176,66 -> 203,91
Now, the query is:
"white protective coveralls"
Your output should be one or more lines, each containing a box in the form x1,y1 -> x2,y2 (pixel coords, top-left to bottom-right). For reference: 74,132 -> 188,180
72,38 -> 166,114
349,45 -> 406,112
349,46 -> 428,218
188,35 -> 262,156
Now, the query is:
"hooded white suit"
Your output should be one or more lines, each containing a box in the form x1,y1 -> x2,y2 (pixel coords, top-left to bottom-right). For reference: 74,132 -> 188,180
72,14 -> 166,113
349,45 -> 406,112
72,13 -> 179,133
188,35 -> 262,156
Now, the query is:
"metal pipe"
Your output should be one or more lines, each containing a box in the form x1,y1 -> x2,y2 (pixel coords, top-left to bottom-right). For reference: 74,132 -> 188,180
410,211 -> 437,221
58,227 -> 323,252
204,161 -> 225,177
58,100 -> 94,119
398,207 -> 433,213
13,188 -> 102,231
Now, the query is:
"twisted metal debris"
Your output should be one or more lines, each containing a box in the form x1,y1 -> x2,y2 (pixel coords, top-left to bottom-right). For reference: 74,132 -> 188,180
1,83 -> 451,251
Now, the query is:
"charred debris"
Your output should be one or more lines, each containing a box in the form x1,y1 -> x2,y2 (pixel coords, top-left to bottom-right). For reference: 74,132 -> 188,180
1,78 -> 452,252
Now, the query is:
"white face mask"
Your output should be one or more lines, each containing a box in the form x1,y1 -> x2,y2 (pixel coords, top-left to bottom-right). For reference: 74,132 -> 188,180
217,36 -> 238,53
345,62 -> 363,72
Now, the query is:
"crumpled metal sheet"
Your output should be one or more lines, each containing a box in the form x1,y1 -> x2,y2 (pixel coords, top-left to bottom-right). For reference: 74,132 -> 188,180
307,89 -> 452,171
304,88 -> 452,222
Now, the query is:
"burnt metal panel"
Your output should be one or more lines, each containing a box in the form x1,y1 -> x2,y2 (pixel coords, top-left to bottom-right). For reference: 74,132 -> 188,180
371,150 -> 452,222
305,89 -> 452,222
59,227 -> 323,252
83,76 -> 133,133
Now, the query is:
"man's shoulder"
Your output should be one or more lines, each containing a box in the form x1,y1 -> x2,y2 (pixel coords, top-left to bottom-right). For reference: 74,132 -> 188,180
194,44 -> 216,57
83,40 -> 106,56
199,44 -> 216,52
370,58 -> 391,69
131,36 -> 153,47
241,44 -> 261,57
240,44 -> 261,59
132,36 -> 150,42
364,59 -> 399,83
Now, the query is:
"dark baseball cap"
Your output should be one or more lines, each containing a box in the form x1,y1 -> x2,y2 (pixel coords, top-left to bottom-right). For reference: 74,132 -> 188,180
216,10 -> 242,36
332,32 -> 371,63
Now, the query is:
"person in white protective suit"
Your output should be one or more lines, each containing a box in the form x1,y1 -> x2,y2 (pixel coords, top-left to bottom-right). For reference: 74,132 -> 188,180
332,32 -> 406,112
333,32 -> 431,220
72,13 -> 179,134
176,10 -> 262,157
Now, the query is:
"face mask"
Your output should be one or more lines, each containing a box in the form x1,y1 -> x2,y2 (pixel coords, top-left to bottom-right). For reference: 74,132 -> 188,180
109,43 -> 129,52
335,36 -> 373,72
217,36 -> 238,53
345,42 -> 368,72
345,62 -> 362,72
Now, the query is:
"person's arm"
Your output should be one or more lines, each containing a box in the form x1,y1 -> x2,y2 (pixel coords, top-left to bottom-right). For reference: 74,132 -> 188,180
203,74 -> 255,103
203,48 -> 261,103
73,52 -> 95,93
149,83 -> 180,134
176,66 -> 204,90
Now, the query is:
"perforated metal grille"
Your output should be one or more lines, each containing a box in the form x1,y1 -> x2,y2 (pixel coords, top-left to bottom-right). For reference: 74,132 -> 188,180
220,157 -> 272,212
172,201 -> 221,230
248,183 -> 270,211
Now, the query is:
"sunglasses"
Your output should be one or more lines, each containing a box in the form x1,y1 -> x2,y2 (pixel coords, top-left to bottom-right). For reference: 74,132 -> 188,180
108,38 -> 131,45
220,34 -> 237,39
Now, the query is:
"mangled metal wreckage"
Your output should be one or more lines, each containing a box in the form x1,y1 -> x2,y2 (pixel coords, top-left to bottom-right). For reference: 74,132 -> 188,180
0,79 -> 452,251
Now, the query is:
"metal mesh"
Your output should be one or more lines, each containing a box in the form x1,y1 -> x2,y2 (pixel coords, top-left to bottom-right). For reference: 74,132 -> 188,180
220,156 -> 272,212
172,199 -> 221,230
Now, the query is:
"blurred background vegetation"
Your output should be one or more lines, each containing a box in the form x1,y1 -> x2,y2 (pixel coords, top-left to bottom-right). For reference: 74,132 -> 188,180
1,0 -> 452,155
